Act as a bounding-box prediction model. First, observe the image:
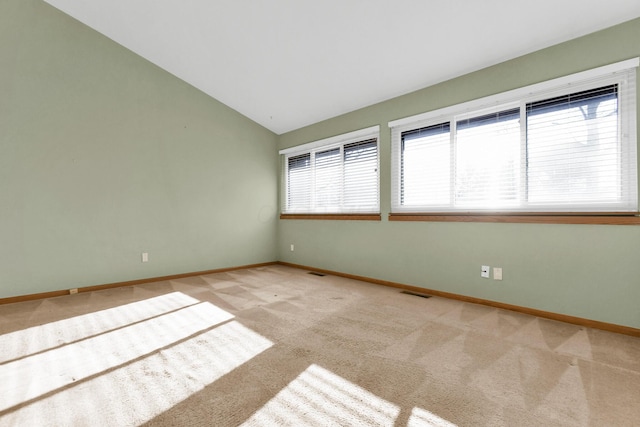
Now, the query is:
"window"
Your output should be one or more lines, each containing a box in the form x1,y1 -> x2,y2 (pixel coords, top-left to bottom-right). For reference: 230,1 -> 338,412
390,59 -> 638,214
280,126 -> 380,215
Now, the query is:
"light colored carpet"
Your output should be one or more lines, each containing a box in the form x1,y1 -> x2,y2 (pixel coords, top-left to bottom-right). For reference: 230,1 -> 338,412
0,265 -> 638,426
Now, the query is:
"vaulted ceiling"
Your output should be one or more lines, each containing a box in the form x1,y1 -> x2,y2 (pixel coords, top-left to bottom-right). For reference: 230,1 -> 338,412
44,0 -> 640,134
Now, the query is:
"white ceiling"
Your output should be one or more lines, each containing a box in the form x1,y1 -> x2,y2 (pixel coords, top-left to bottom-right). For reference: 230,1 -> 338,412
43,0 -> 640,135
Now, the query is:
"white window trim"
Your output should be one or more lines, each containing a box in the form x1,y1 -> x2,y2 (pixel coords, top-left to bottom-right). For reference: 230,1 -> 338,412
279,125 -> 380,155
281,126 -> 381,215
388,57 -> 639,129
389,58 -> 639,214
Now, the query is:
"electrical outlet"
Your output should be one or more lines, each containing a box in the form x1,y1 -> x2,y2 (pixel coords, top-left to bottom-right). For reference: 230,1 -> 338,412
493,267 -> 503,280
142,252 -> 149,262
481,265 -> 490,278
69,288 -> 78,295
290,244 -> 294,252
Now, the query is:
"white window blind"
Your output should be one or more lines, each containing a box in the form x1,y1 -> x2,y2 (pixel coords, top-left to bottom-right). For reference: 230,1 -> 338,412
526,85 -> 621,207
280,126 -> 380,214
390,59 -> 638,214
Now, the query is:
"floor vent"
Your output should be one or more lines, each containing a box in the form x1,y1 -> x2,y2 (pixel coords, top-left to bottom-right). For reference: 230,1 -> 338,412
400,290 -> 432,299
308,271 -> 326,277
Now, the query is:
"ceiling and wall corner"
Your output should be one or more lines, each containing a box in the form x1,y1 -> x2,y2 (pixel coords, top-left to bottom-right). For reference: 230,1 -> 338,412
42,0 -> 640,134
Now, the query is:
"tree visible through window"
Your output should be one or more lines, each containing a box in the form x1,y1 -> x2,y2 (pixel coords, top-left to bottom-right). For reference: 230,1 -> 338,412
527,85 -> 619,205
390,61 -> 637,214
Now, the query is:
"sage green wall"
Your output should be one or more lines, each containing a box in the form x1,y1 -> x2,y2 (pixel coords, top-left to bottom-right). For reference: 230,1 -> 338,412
278,18 -> 640,329
0,0 -> 278,298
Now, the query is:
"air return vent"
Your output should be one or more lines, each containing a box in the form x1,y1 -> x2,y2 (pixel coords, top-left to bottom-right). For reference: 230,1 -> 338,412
400,290 -> 432,299
308,271 -> 326,277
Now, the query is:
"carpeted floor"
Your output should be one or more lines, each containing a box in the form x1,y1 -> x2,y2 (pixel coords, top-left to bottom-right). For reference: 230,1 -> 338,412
0,265 -> 638,426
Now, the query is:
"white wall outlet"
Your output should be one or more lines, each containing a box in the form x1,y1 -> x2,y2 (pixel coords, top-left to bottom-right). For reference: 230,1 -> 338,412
142,252 -> 149,262
290,244 -> 294,252
493,267 -> 503,280
69,288 -> 78,295
481,265 -> 490,278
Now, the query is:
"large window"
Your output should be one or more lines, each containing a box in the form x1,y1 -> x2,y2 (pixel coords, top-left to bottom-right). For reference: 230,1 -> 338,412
280,126 -> 380,215
391,59 -> 638,214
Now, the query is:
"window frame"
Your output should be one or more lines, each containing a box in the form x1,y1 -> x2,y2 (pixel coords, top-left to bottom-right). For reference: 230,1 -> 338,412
389,58 -> 639,218
279,126 -> 381,219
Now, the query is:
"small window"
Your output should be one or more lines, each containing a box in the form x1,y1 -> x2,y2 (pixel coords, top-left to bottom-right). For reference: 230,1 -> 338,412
280,126 -> 380,214
390,59 -> 638,214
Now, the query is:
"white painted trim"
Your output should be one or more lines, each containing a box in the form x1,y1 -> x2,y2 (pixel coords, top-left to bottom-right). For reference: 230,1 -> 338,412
388,57 -> 639,129
279,125 -> 380,155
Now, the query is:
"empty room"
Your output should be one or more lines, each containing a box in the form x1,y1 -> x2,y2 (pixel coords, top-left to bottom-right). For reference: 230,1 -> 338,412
1,1 -> 640,426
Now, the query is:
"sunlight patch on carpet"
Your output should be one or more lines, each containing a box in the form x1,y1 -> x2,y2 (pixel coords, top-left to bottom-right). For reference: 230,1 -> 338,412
0,292 -> 200,364
408,407 -> 458,426
240,364 -> 400,426
0,295 -> 273,425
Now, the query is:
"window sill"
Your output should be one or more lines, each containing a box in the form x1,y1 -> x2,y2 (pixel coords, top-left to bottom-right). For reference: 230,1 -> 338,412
280,213 -> 381,221
389,213 -> 640,225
